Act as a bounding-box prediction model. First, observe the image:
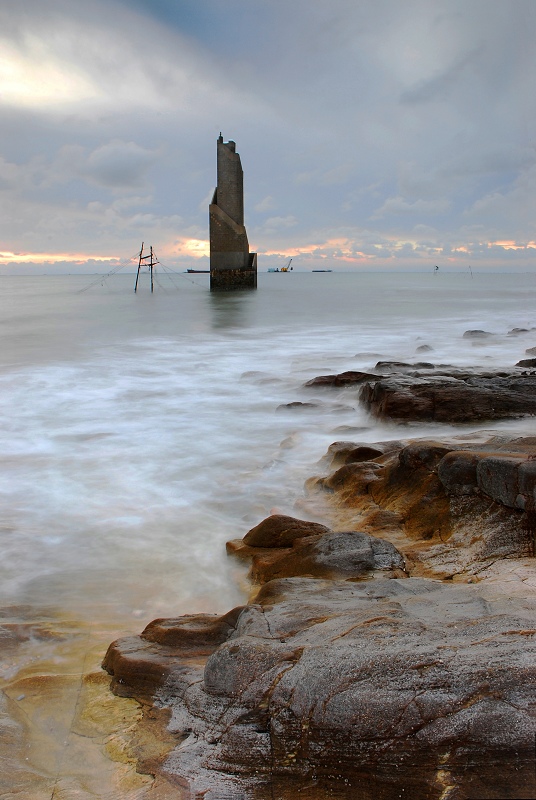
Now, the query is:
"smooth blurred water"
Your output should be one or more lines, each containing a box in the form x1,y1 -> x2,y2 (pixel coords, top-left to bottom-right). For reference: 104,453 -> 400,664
1,269 -> 536,794
0,269 -> 535,628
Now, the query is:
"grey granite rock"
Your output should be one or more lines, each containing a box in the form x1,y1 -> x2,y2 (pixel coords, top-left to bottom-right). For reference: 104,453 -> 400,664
104,577 -> 536,799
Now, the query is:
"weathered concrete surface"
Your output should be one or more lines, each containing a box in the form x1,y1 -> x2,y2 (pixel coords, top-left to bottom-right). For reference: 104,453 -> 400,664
209,135 -> 257,291
209,262 -> 257,291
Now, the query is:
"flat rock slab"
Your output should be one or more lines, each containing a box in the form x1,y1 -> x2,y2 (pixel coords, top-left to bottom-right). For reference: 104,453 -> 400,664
360,374 -> 536,422
104,577 -> 536,799
304,370 -> 380,387
308,436 -> 536,579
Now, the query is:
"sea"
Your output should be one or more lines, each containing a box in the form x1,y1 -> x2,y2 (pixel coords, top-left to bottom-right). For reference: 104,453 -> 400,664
1,269 -> 535,797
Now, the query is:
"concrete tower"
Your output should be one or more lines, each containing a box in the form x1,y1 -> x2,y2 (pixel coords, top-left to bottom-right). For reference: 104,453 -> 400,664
209,134 -> 257,291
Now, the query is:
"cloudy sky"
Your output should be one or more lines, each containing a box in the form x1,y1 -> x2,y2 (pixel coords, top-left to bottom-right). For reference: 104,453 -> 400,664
1,0 -> 536,272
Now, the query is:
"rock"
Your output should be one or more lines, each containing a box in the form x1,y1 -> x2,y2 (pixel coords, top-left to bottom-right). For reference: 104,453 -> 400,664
102,606 -> 246,697
398,440 -> 453,470
276,401 -> 320,411
277,400 -> 353,413
104,577 -> 536,799
526,346 -> 536,355
462,329 -> 494,338
322,460 -> 384,492
310,436 -> 536,570
435,449 -> 536,509
242,515 -> 330,548
359,373 -> 536,422
342,444 -> 390,463
508,327 -> 530,335
142,607 -> 245,650
375,360 -> 435,370
329,424 -> 370,434
476,454 -> 528,508
102,433 -> 536,798
232,514 -> 406,584
416,343 -> 434,352
319,439 -> 405,470
249,529 -> 406,583
516,357 -> 536,367
375,360 -> 411,369
437,450 -> 481,496
304,370 -> 379,387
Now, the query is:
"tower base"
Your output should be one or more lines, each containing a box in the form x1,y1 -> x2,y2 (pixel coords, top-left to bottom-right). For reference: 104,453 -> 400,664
210,268 -> 257,292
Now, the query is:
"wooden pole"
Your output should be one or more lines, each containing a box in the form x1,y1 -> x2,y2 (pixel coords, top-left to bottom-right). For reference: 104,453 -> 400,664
134,242 -> 158,292
134,242 -> 144,293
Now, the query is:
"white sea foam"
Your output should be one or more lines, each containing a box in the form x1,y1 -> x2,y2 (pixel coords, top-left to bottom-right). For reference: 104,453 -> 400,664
0,271 -> 535,631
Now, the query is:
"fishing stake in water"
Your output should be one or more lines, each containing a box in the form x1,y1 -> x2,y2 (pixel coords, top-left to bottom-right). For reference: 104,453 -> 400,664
134,242 -> 159,293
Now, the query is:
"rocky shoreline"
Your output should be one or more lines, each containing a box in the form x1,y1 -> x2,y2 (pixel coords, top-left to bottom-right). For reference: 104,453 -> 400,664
103,361 -> 536,800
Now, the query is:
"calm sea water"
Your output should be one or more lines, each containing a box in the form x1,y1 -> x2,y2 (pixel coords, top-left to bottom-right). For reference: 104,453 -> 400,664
1,269 -> 535,793
1,269 -> 536,619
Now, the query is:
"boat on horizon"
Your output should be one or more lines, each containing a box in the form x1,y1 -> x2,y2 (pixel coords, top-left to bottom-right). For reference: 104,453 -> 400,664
268,258 -> 293,273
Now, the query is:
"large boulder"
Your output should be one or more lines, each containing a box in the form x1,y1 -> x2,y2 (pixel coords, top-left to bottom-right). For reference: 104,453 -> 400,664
249,529 -> 406,583
242,514 -> 330,548
228,514 -> 406,584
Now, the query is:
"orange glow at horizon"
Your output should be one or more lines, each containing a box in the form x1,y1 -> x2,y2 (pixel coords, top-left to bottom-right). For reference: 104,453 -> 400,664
5,236 -> 534,268
489,240 -> 524,250
263,237 -> 376,261
180,238 -> 210,257
0,251 -> 118,265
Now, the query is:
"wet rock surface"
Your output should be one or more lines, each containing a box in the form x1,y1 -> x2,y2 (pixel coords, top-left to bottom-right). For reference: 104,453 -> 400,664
103,432 -> 536,799
359,372 -> 536,422
306,434 -> 536,578
462,329 -> 495,338
304,370 -> 380,387
105,577 -> 536,799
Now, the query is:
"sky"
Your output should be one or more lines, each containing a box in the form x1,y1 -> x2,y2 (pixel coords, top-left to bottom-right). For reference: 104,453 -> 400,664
1,0 -> 536,272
